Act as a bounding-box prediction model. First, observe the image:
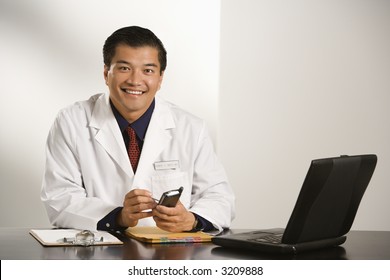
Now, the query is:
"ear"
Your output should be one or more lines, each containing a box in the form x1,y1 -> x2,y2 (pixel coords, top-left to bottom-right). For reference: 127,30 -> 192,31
157,71 -> 164,90
103,65 -> 110,85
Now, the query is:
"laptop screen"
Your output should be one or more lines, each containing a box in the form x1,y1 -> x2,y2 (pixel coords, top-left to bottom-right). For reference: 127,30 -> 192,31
282,154 -> 377,244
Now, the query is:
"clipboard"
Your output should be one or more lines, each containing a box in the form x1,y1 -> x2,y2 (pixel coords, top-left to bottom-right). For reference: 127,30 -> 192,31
30,229 -> 123,247
125,226 -> 212,244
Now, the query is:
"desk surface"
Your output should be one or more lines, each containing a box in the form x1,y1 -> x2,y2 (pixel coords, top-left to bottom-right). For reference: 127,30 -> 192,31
1,228 -> 389,260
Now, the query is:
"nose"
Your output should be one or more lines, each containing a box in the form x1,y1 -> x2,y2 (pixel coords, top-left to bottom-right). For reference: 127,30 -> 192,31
126,70 -> 142,86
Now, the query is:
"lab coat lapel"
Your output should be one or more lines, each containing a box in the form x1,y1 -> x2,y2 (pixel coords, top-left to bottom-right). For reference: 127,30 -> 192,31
89,94 -> 133,178
136,98 -> 175,175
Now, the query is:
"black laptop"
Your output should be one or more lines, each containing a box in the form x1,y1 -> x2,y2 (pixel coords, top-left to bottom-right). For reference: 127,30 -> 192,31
212,154 -> 377,254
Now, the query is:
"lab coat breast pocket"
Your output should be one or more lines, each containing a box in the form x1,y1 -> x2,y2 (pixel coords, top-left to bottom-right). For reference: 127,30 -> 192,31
151,172 -> 191,208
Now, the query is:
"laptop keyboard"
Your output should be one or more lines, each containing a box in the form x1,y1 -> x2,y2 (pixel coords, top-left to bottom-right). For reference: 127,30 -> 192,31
250,233 -> 283,244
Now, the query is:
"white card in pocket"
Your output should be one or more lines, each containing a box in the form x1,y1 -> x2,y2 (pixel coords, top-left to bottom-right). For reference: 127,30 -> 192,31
154,160 -> 180,170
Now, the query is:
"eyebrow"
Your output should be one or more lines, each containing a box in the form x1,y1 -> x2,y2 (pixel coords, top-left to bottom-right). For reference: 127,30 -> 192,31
116,60 -> 158,68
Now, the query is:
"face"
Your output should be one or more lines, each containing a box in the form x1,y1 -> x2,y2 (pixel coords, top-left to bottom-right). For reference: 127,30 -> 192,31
104,45 -> 164,123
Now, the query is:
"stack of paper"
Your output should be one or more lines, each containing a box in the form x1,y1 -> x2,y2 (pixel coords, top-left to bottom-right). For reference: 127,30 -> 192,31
125,226 -> 212,244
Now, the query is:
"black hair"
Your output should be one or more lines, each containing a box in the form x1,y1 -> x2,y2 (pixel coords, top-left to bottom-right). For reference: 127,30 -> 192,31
103,26 -> 167,74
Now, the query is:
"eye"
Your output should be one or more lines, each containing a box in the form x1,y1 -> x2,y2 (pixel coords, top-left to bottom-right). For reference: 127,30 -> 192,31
144,69 -> 154,74
119,66 -> 130,71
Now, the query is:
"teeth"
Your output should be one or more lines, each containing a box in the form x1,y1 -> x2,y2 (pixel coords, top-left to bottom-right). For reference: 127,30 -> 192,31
124,89 -> 143,95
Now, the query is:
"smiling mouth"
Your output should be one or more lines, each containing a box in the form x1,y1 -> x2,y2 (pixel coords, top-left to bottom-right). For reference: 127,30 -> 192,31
122,89 -> 144,95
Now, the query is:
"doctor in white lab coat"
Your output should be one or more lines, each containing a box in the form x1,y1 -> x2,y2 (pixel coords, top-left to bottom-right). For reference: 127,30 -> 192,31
41,26 -> 235,233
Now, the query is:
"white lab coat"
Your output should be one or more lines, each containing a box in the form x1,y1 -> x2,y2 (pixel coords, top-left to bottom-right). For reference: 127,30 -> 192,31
41,93 -> 235,232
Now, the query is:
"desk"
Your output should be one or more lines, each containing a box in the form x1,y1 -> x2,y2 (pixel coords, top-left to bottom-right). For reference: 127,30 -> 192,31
0,228 -> 389,260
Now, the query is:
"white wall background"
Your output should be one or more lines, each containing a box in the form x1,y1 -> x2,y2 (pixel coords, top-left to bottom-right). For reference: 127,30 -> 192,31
219,0 -> 390,231
0,0 -> 389,231
0,0 -> 220,228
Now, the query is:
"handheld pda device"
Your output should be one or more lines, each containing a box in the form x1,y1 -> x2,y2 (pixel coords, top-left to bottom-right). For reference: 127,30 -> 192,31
158,187 -> 184,207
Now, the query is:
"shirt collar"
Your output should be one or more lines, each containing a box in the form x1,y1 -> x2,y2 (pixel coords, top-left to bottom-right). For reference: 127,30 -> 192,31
110,99 -> 155,141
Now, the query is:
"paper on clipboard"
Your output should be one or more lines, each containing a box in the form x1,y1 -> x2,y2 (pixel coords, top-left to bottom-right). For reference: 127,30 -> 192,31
29,229 -> 123,247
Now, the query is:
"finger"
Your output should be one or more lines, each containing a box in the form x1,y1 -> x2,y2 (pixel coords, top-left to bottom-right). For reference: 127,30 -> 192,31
125,189 -> 152,200
124,195 -> 156,208
126,200 -> 157,213
153,217 -> 181,232
124,207 -> 154,220
153,205 -> 180,217
153,216 -> 171,227
152,209 -> 183,224
152,208 -> 168,220
155,204 -> 179,216
132,210 -> 154,220
155,201 -> 185,215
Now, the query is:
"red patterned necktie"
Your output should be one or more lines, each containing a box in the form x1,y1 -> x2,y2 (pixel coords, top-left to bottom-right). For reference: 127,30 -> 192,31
126,126 -> 140,172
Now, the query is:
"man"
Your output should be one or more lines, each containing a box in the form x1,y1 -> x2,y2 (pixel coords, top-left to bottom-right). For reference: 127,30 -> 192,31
41,26 -> 235,233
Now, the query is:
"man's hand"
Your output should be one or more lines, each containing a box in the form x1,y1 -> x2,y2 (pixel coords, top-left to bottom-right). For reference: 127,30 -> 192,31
152,201 -> 196,232
117,189 -> 157,227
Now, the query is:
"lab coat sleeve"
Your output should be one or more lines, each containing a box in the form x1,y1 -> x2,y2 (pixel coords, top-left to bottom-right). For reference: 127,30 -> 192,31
41,108 -> 115,231
189,121 -> 235,233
